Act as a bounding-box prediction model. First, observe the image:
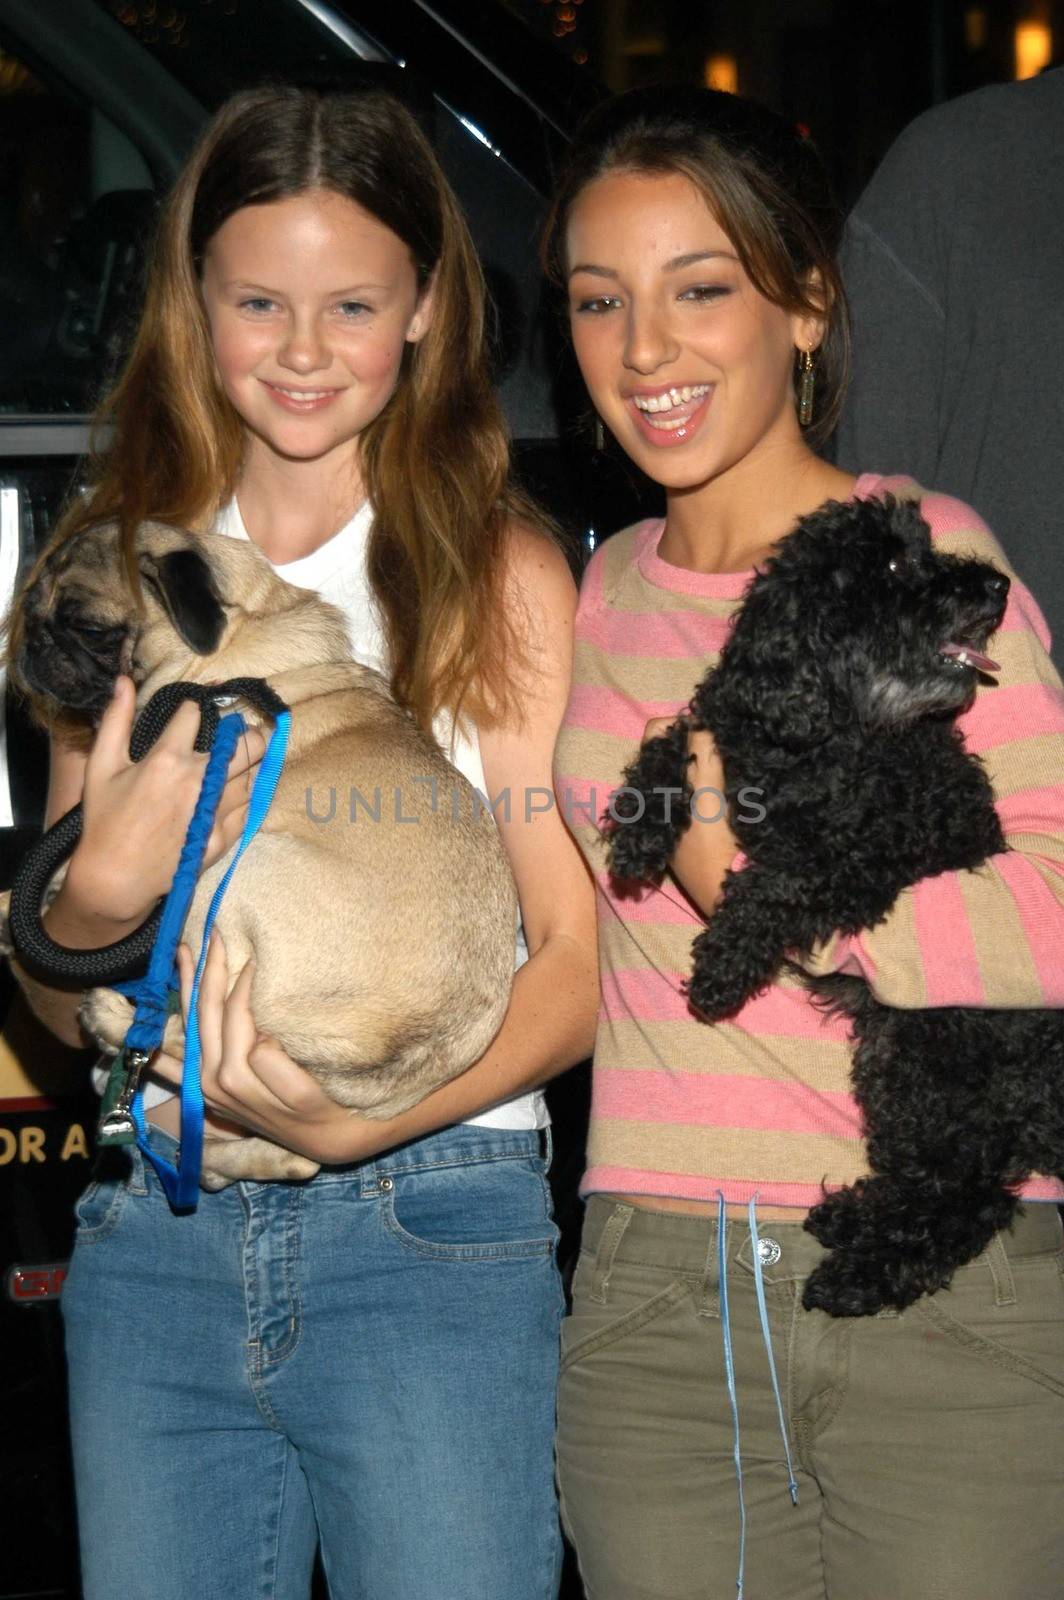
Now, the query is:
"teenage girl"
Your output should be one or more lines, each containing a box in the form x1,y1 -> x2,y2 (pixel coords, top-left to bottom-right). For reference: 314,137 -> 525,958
547,86 -> 1064,1600
9,86 -> 596,1600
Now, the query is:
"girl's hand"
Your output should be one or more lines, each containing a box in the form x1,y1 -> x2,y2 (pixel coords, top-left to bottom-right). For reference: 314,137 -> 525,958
64,676 -> 265,929
641,714 -> 685,744
641,717 -> 739,916
163,933 -> 392,1165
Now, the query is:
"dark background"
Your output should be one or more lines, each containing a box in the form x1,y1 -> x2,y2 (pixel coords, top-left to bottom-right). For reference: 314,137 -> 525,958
501,0 -> 1064,206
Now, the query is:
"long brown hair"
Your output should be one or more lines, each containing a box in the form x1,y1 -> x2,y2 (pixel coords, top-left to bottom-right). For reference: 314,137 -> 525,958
542,86 -> 849,447
13,86 -> 542,731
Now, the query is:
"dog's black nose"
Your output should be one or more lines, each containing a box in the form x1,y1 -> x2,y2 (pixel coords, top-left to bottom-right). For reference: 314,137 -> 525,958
987,574 -> 1009,595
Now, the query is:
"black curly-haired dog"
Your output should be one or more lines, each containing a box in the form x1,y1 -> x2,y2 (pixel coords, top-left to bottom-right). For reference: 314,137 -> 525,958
607,493 -> 1064,1317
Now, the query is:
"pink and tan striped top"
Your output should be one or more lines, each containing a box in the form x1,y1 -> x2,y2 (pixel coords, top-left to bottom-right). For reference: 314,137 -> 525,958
554,474 -> 1064,1207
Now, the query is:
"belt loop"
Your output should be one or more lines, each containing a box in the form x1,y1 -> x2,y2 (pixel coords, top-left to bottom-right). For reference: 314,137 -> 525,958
125,1143 -> 149,1197
359,1158 -> 380,1199
541,1125 -> 553,1170
985,1230 -> 1017,1307
590,1203 -> 633,1305
698,1212 -> 721,1319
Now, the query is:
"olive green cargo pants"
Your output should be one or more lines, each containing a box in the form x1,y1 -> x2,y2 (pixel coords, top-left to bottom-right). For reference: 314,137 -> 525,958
557,1196 -> 1064,1600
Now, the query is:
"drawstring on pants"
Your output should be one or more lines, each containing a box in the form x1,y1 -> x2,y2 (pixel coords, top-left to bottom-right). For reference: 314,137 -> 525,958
715,1193 -> 800,1598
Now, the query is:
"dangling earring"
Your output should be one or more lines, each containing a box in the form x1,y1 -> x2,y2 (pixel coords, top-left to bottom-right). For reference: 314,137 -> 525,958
594,414 -> 605,452
797,347 -> 816,428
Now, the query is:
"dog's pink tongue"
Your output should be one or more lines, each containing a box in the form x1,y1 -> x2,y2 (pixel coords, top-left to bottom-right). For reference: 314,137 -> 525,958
941,641 -> 1000,672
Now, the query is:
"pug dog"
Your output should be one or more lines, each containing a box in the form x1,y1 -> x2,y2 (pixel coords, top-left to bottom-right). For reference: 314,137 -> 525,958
5,520 -> 518,1188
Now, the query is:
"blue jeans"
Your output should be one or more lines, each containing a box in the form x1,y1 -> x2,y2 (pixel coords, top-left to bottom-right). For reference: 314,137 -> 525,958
62,1123 -> 564,1599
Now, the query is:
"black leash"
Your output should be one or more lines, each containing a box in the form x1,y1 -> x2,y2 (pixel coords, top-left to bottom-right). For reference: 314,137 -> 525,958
8,678 -> 287,986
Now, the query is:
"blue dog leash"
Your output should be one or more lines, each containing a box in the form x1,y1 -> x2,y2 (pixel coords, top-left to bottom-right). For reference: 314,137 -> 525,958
96,710 -> 247,1151
104,700 -> 290,1211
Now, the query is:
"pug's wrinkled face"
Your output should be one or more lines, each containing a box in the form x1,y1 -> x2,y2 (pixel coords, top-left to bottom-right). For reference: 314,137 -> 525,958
15,522 -> 227,723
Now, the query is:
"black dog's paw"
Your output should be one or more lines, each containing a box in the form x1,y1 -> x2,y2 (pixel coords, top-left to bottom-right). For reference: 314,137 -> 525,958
804,1188 -> 865,1251
686,897 -> 786,1020
801,1250 -> 900,1317
605,727 -> 693,884
804,1242 -> 969,1317
687,950 -> 763,1021
803,1176 -> 1021,1316
607,812 -> 677,884
803,1185 -> 928,1315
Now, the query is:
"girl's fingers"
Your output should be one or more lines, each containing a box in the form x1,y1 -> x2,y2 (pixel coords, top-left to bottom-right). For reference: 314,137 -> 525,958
215,957 -> 261,1099
170,938 -> 272,1120
168,952 -> 331,1135
245,1035 -> 333,1115
212,967 -> 309,1119
201,925 -> 230,1010
686,730 -> 725,790
202,736 -> 267,865
214,764 -> 261,827
204,803 -> 248,866
188,929 -> 229,1082
88,676 -> 136,774
643,714 -> 683,743
155,697 -> 206,752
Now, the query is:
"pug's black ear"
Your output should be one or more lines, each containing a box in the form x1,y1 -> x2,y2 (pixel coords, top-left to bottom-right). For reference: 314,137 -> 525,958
139,548 -> 226,655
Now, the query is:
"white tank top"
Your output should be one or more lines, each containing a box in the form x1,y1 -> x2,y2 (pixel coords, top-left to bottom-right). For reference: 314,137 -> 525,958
215,498 -> 545,1131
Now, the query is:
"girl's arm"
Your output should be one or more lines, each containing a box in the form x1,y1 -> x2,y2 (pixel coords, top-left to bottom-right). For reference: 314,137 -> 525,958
8,677 -> 264,1046
159,527 -> 600,1163
636,722 -> 738,917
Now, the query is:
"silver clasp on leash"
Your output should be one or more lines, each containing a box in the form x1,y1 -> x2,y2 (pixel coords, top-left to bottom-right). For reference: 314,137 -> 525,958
96,1048 -> 151,1143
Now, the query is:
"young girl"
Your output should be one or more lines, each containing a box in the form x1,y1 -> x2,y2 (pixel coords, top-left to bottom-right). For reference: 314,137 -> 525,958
9,86 -> 597,1599
546,86 -> 1064,1600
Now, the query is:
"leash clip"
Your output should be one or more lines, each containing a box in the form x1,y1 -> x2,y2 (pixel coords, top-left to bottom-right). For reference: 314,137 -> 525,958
96,1047 -> 152,1144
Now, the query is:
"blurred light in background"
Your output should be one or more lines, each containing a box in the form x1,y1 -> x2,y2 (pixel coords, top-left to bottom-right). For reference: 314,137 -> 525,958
964,6 -> 988,49
0,48 -> 34,91
1015,19 -> 1052,76
704,53 -> 738,94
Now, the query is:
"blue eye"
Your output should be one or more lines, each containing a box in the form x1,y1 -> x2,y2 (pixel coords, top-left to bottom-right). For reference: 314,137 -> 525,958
239,297 -> 276,314
336,301 -> 371,318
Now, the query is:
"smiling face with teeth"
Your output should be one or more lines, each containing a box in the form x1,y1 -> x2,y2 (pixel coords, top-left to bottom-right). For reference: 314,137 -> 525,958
201,188 -> 432,478
566,169 -> 823,492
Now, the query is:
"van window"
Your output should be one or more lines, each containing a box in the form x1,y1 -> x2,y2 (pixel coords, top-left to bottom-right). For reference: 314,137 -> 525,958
0,43 -> 155,414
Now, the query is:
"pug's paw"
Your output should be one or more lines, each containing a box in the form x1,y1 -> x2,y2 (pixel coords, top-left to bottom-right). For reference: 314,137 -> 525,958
79,987 -> 135,1054
200,1135 -> 321,1190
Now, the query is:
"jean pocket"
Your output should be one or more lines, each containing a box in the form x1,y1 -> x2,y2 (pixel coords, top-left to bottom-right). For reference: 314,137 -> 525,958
912,1250 -> 1064,1400
72,1178 -> 130,1244
560,1254 -> 694,1371
382,1155 -> 558,1261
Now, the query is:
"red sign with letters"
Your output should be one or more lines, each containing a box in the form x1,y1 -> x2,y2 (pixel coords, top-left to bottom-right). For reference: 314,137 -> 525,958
6,1261 -> 68,1304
